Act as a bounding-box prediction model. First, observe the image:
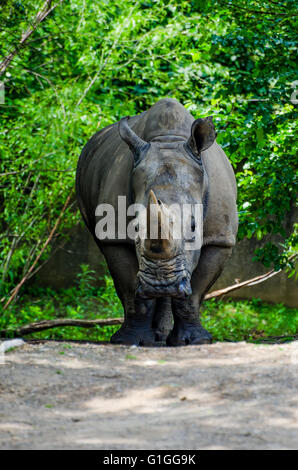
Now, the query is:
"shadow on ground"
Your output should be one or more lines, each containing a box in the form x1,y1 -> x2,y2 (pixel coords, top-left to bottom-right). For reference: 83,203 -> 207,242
0,341 -> 297,449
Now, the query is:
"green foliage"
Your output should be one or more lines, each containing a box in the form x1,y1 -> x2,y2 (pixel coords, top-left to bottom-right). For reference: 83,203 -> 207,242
0,0 -> 297,300
125,354 -> 138,360
201,297 -> 298,342
0,265 -> 123,341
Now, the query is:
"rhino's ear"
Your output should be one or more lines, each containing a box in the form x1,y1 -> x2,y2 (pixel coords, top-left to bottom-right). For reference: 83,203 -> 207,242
119,116 -> 149,161
187,116 -> 216,157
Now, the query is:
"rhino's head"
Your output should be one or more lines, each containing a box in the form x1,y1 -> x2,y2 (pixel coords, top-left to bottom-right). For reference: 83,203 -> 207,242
118,115 -> 216,299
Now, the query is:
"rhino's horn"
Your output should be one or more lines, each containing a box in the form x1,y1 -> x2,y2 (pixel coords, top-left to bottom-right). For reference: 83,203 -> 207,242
146,189 -> 160,239
118,116 -> 149,160
145,190 -> 172,258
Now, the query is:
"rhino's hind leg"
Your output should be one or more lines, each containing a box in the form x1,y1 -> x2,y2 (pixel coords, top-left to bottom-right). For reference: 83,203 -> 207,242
152,297 -> 173,342
99,243 -> 156,346
167,245 -> 233,346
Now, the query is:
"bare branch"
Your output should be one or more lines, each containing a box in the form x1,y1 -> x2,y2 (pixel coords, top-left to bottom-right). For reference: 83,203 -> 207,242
204,253 -> 297,300
0,318 -> 123,338
0,0 -> 64,77
2,189 -> 74,310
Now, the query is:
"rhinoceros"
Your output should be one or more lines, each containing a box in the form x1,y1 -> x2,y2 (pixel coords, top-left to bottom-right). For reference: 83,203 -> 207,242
76,98 -> 238,346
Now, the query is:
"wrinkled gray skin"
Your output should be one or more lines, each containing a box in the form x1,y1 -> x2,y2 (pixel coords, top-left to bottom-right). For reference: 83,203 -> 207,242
76,99 -> 238,346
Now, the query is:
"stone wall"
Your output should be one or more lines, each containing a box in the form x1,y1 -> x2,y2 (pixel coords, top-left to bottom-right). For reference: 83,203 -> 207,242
211,237 -> 297,307
34,223 -> 106,289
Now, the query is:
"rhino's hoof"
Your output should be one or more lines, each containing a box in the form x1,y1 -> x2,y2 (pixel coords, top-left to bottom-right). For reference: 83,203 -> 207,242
110,324 -> 155,346
166,323 -> 212,346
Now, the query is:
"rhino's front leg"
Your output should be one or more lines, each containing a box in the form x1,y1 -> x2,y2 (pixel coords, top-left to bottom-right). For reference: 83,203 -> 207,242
167,297 -> 212,346
167,245 -> 233,346
99,243 -> 156,346
110,295 -> 156,346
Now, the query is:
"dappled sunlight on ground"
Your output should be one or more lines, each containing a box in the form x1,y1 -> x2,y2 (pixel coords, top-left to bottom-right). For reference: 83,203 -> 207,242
0,340 -> 297,449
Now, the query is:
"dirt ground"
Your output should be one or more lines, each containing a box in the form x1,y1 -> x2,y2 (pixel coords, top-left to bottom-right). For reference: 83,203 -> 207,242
0,339 -> 297,450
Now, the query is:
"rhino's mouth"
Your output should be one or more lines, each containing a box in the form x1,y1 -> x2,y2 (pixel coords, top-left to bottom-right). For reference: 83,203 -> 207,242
136,254 -> 192,299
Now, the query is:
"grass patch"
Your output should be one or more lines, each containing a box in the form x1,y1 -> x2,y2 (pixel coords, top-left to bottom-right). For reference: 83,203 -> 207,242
1,265 -> 297,343
201,298 -> 297,343
125,354 -> 138,360
0,265 -> 122,342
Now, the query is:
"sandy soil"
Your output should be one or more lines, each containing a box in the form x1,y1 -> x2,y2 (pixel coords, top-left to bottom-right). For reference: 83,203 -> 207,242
0,340 -> 297,450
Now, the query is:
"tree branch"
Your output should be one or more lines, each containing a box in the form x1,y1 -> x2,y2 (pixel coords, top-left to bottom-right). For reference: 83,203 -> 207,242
2,189 -> 74,310
204,252 -> 297,300
0,318 -> 123,338
0,0 -> 64,77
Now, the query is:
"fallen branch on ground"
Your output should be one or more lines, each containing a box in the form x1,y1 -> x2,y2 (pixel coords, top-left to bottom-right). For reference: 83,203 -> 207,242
0,318 -> 123,338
